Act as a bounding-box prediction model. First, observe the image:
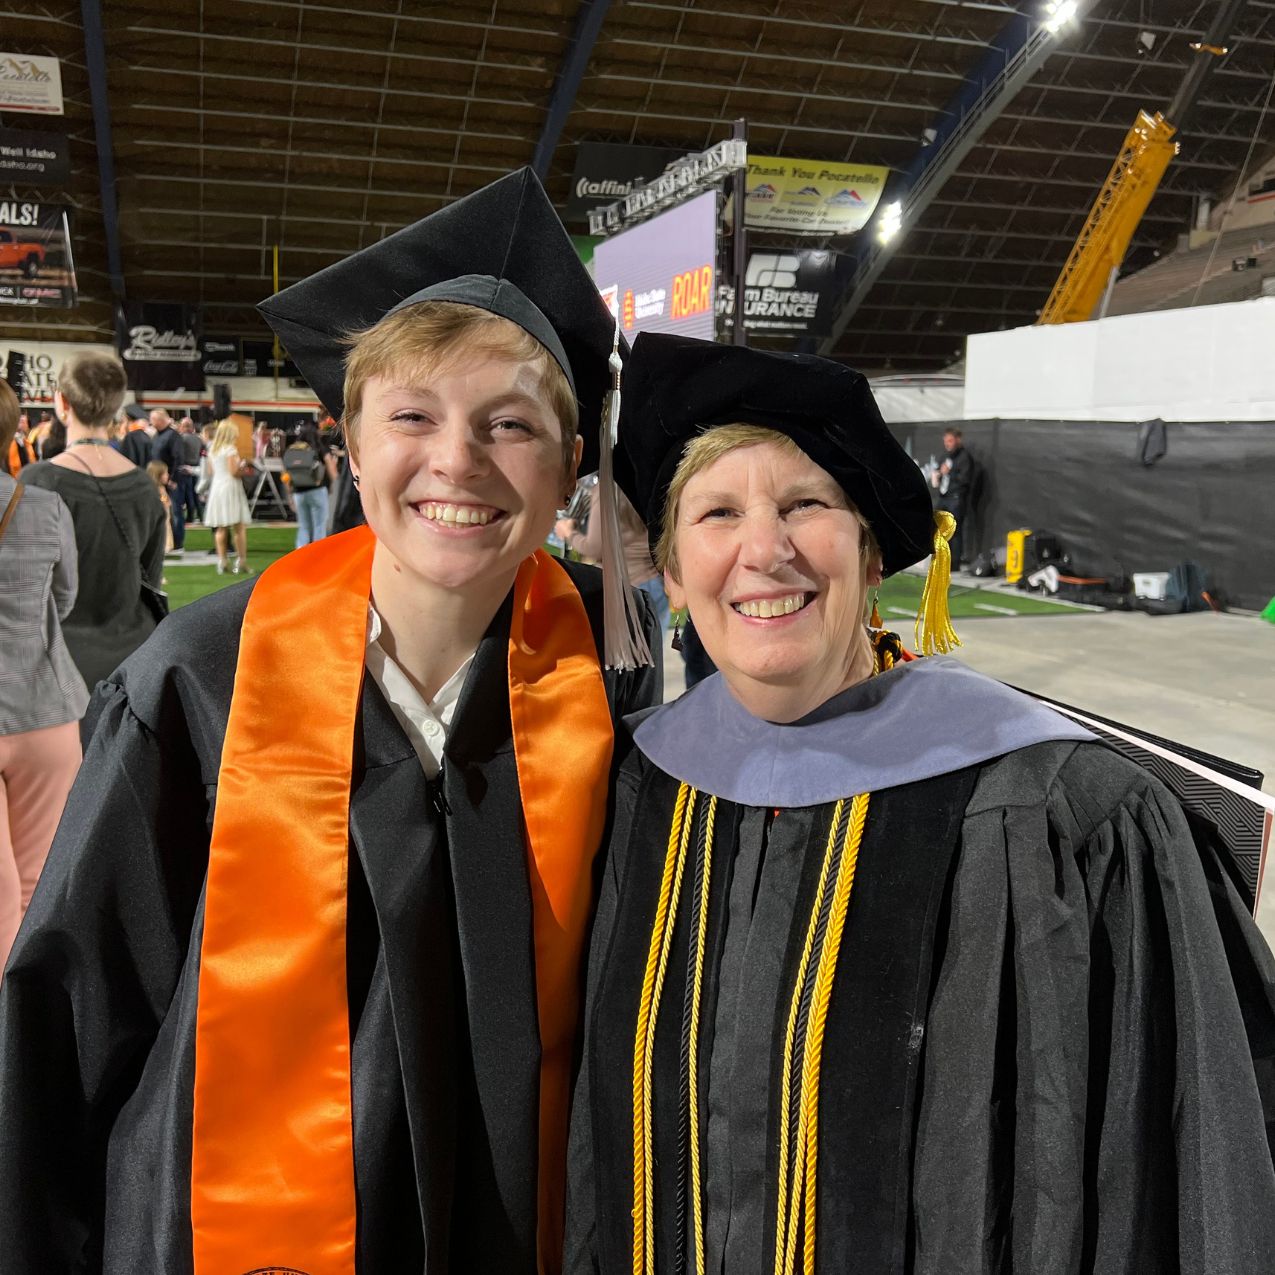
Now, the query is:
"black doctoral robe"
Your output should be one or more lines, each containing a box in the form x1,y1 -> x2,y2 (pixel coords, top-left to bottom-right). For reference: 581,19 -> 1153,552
0,557 -> 659,1275
566,670 -> 1275,1275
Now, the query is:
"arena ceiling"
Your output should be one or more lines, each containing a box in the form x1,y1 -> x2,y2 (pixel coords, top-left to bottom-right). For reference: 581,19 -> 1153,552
6,0 -> 1275,371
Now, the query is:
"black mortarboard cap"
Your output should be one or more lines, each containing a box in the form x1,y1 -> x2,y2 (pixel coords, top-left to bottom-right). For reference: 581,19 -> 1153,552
257,167 -> 618,471
616,333 -> 936,577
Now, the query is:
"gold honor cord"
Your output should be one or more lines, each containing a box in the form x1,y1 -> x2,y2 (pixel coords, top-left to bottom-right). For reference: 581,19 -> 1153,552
633,783 -> 697,1275
801,792 -> 869,1272
774,800 -> 846,1275
775,792 -> 871,1275
632,788 -> 868,1275
687,795 -> 718,1275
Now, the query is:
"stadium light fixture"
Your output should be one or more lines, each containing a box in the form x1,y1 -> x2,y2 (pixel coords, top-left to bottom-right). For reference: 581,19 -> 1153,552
876,201 -> 903,246
1043,1 -> 1078,35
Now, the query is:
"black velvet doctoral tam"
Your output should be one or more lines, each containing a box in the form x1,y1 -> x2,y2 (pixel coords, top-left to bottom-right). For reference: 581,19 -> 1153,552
615,332 -> 935,576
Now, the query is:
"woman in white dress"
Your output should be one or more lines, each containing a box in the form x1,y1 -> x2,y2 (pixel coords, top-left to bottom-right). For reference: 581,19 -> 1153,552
203,420 -> 251,574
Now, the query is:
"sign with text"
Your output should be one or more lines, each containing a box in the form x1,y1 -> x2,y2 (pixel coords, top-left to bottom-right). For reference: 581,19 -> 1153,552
116,302 -> 205,391
0,54 -> 63,115
0,201 -> 76,307
719,249 -> 841,337
593,191 -> 717,341
201,336 -> 242,377
746,154 -> 887,236
240,339 -> 300,379
567,141 -> 687,224
0,127 -> 70,185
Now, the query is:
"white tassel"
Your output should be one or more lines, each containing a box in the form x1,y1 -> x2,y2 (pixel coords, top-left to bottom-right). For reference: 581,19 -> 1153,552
598,323 -> 652,670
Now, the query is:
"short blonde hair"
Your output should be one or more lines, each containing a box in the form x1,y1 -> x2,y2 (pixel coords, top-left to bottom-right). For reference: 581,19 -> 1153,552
341,301 -> 578,473
655,424 -> 879,578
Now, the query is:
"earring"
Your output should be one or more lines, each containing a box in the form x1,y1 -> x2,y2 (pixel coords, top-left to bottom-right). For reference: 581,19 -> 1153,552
869,590 -> 882,630
671,613 -> 684,652
351,473 -> 361,489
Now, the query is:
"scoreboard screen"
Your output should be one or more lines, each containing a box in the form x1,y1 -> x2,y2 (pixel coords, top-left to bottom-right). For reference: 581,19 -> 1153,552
594,190 -> 718,342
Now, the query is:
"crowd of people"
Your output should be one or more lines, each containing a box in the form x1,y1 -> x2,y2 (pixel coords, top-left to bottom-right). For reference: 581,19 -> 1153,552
0,351 -> 344,970
0,167 -> 1272,1274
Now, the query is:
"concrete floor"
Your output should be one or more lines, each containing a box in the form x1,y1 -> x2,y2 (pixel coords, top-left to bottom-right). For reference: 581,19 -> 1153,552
660,607 -> 1275,943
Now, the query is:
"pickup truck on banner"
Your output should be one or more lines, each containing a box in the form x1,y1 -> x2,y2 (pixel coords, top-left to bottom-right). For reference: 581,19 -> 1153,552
0,228 -> 46,277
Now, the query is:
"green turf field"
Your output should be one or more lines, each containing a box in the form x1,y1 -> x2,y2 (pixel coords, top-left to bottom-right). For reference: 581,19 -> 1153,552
165,527 -> 296,610
875,571 -> 1084,621
169,527 -> 1083,622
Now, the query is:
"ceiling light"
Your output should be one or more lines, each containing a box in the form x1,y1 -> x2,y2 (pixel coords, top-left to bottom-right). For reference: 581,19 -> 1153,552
1043,1 -> 1078,35
877,201 -> 903,246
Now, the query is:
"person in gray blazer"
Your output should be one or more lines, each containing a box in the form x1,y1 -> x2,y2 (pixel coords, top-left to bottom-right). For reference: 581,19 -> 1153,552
0,378 -> 87,972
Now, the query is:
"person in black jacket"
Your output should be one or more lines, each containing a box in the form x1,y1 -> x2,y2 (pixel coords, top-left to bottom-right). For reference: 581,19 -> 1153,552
117,404 -> 152,467
148,409 -> 184,553
933,427 -> 973,568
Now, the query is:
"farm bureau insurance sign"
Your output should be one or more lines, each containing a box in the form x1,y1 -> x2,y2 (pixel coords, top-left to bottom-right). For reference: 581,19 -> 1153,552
746,155 -> 887,236
0,54 -> 63,115
718,250 -> 841,337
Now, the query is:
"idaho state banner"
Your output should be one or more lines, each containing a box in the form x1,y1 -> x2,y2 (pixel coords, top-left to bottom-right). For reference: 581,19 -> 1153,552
191,527 -> 612,1275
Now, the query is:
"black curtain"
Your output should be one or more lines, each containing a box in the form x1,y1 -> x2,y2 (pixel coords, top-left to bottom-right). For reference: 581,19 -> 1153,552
888,418 -> 1273,611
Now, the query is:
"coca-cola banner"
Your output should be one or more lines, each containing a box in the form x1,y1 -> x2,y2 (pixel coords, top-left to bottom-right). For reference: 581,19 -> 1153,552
115,301 -> 205,391
201,335 -> 241,377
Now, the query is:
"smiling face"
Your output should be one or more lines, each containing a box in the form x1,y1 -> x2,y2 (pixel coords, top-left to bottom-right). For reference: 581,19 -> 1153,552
666,438 -> 882,722
349,355 -> 579,603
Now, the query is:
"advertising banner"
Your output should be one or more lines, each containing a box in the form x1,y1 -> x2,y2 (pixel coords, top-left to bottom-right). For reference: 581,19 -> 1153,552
567,141 -> 687,224
593,191 -> 717,342
0,128 -> 70,185
719,249 -> 841,336
0,54 -> 63,115
746,154 -> 888,236
0,200 -> 76,307
201,336 -> 242,377
116,302 -> 205,391
240,339 -> 300,379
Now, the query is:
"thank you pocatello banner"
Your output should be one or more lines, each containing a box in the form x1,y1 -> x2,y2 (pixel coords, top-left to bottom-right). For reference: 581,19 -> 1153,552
746,155 -> 888,236
116,302 -> 205,391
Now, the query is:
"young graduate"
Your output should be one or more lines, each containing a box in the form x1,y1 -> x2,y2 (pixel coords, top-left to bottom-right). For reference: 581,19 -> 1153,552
0,170 -> 660,1275
565,333 -> 1275,1274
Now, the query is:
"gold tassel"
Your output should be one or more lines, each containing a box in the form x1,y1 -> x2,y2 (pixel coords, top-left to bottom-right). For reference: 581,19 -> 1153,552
914,511 -> 961,656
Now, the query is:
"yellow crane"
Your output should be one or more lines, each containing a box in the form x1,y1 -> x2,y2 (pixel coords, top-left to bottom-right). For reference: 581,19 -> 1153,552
1037,111 -> 1177,324
1037,2 -> 1248,325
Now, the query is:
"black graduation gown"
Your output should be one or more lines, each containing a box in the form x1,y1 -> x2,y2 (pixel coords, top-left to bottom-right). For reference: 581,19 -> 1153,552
0,558 -> 659,1275
566,726 -> 1275,1274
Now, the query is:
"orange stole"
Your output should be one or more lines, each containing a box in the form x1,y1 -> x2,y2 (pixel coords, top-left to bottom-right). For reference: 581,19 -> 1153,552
510,551 -> 616,1273
191,530 -> 613,1275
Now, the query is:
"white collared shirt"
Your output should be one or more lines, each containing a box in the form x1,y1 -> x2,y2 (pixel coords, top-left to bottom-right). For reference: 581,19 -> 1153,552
364,605 -> 474,779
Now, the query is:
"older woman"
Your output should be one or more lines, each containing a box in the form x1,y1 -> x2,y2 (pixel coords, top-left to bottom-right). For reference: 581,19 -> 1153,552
0,170 -> 659,1275
566,333 -> 1275,1273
